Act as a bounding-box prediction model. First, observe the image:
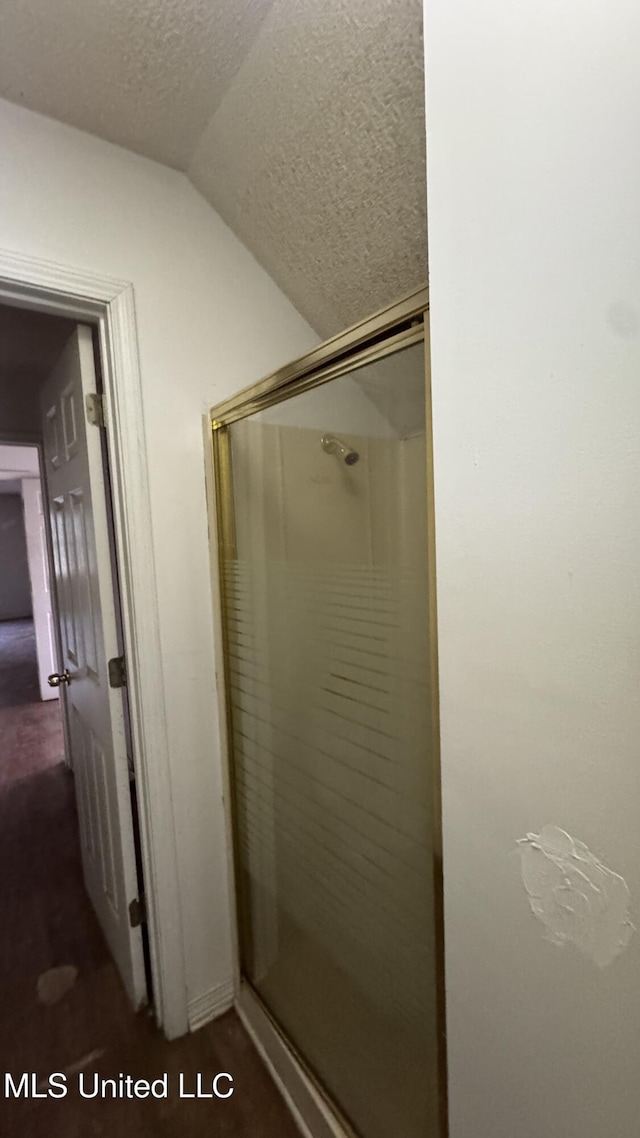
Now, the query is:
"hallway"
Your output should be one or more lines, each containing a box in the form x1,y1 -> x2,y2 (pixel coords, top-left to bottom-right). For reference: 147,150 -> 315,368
0,619 -> 299,1138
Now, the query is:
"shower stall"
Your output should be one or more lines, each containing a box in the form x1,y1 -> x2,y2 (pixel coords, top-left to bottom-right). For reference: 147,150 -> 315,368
209,288 -> 445,1138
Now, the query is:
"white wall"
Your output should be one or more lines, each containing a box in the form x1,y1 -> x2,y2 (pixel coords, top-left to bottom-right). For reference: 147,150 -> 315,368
423,3 -> 640,1136
0,445 -> 39,474
0,493 -> 32,619
0,97 -> 318,1016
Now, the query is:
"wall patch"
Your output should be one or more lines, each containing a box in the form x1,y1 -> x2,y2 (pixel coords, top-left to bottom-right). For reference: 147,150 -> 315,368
517,825 -> 634,968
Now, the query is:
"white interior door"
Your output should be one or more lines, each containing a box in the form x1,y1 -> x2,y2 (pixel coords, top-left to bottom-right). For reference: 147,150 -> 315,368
21,476 -> 58,703
40,325 -> 147,1010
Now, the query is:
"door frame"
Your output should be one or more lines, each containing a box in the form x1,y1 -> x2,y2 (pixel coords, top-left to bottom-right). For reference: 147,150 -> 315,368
0,246 -> 188,1039
207,286 -> 448,1138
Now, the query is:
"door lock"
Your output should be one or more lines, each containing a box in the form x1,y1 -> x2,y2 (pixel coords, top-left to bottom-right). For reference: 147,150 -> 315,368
48,670 -> 71,688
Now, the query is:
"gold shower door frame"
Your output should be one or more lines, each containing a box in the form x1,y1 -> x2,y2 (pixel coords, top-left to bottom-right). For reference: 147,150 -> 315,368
208,285 -> 447,1138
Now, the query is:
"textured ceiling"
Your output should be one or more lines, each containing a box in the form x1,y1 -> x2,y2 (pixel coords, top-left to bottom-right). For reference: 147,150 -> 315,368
0,0 -> 275,169
0,0 -> 427,337
188,0 -> 427,336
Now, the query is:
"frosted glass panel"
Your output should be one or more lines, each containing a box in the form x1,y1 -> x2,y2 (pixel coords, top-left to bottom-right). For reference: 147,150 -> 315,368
223,342 -> 439,1138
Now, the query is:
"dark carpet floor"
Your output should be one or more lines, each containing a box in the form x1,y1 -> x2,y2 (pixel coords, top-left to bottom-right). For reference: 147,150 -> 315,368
0,619 -> 299,1137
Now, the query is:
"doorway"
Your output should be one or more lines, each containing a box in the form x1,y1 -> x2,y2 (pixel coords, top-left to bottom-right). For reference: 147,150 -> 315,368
0,248 -> 186,1037
0,302 -> 150,1007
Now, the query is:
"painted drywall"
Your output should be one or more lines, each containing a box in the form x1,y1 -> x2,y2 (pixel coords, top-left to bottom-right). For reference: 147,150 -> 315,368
0,444 -> 40,477
0,494 -> 32,619
423,2 -> 640,1136
0,96 -> 319,1015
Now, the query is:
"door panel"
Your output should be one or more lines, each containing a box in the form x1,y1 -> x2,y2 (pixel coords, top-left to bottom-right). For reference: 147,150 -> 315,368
219,340 -> 440,1138
41,325 -> 146,1009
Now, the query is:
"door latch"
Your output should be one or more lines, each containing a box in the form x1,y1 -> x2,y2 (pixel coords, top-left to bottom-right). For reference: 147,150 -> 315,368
85,393 -> 106,427
108,656 -> 126,689
128,896 -> 146,928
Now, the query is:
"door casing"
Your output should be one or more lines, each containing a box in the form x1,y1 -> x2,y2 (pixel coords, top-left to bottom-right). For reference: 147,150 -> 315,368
0,247 -> 188,1039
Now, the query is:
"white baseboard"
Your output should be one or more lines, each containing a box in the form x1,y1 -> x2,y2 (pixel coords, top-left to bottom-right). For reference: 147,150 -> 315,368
188,978 -> 236,1032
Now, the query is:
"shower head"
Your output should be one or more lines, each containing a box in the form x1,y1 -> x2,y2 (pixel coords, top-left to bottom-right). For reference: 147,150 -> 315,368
321,434 -> 360,466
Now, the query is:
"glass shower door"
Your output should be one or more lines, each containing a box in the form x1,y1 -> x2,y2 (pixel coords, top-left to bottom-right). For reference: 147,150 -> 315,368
217,336 -> 442,1138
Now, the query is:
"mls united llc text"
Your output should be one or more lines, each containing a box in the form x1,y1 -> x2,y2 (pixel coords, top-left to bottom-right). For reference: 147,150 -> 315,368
3,1072 -> 234,1100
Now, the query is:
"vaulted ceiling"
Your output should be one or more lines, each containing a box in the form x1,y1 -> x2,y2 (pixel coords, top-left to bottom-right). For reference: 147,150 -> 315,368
0,0 -> 427,337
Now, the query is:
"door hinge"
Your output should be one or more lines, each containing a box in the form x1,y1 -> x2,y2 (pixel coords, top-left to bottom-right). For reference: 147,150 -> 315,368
128,896 -> 146,928
108,655 -> 126,688
85,392 -> 106,428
